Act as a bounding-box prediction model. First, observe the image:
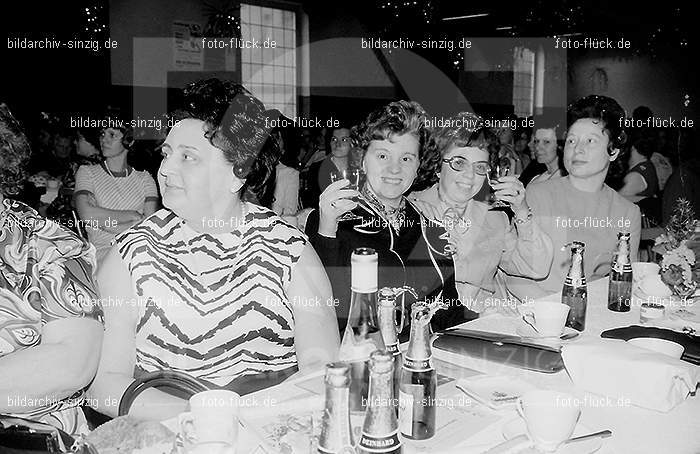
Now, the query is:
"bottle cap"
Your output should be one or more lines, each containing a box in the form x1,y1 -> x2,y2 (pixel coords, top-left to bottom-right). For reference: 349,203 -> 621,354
369,350 -> 394,373
351,247 -> 378,292
324,362 -> 351,387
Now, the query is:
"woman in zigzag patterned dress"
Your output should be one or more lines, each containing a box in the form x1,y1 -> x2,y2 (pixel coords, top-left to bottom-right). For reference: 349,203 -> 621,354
88,79 -> 340,421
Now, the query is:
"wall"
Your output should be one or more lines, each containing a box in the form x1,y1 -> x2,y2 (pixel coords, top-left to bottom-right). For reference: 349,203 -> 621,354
568,50 -> 697,122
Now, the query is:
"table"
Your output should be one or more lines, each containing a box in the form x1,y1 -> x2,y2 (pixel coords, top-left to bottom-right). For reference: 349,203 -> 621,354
433,277 -> 700,454
179,278 -> 699,454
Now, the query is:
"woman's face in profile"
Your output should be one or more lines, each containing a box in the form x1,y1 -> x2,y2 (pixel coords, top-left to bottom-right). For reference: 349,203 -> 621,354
158,119 -> 240,222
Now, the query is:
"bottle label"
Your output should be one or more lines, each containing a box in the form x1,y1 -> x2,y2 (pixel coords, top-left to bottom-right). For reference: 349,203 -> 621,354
386,342 -> 400,355
398,390 -> 414,436
403,355 -> 433,372
564,276 -> 586,288
612,261 -> 633,274
358,430 -> 401,453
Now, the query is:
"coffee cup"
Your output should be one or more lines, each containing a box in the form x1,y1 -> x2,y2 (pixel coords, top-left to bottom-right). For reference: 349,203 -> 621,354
517,301 -> 570,337
632,262 -> 660,285
179,390 -> 240,453
516,390 -> 581,452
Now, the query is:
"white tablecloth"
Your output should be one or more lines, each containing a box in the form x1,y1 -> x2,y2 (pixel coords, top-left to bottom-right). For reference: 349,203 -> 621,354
434,277 -> 700,454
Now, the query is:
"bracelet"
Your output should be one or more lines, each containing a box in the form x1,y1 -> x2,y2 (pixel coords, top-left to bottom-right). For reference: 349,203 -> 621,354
514,207 -> 533,225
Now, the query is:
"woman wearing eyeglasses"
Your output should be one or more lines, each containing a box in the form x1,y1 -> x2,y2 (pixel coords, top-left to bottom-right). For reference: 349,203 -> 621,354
409,112 -> 553,314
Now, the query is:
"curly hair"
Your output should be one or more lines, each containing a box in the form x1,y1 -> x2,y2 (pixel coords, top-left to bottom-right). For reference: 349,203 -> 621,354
567,95 -> 627,152
168,78 -> 281,201
352,100 -> 431,189
0,104 -> 31,197
423,112 -> 499,187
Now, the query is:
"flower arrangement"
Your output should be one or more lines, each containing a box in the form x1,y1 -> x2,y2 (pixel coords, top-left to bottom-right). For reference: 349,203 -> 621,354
653,199 -> 700,297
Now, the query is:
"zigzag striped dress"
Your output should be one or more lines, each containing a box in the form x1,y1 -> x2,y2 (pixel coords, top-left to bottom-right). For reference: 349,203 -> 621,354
115,203 -> 305,394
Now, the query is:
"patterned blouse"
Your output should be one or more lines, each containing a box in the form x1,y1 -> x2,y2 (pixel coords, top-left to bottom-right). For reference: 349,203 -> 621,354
114,203 -> 307,394
0,199 -> 102,434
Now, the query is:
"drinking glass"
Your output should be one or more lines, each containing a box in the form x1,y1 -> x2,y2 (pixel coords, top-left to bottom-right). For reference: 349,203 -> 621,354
330,169 -> 365,221
486,157 -> 511,209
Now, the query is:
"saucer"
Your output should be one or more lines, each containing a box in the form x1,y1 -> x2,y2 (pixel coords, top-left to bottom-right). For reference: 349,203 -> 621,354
502,418 -> 603,454
516,323 -> 580,340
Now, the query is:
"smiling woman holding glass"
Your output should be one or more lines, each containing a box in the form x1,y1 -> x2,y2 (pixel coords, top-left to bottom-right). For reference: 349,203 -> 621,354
409,112 -> 553,314
305,101 -> 471,333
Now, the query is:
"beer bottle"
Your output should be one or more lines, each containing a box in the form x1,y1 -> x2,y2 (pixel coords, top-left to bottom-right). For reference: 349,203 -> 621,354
608,232 -> 633,312
398,301 -> 437,440
340,248 -> 385,412
561,241 -> 587,331
357,350 -> 402,454
377,286 -> 416,410
318,363 -> 355,454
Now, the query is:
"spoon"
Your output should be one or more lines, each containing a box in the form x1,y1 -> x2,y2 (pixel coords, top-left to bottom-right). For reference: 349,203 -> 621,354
564,429 -> 612,444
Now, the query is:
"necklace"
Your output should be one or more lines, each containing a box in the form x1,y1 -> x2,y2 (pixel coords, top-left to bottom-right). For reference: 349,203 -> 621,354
105,164 -> 129,178
361,186 -> 405,233
436,186 -> 468,220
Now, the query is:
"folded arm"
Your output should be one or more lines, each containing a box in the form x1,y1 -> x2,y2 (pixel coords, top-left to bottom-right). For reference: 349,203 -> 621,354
74,192 -> 143,234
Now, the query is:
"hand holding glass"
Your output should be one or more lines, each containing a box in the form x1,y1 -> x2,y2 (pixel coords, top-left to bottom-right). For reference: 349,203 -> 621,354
329,169 -> 364,221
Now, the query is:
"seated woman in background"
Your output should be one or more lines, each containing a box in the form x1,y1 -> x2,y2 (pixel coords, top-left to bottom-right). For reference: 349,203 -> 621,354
527,116 -> 566,186
619,128 -> 660,223
409,112 -> 553,314
619,128 -> 659,203
305,101 -> 468,333
74,118 -> 159,265
271,121 -> 301,220
0,104 -> 103,435
89,79 -> 339,421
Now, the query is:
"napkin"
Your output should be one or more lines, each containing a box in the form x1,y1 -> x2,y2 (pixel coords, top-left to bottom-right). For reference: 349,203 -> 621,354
561,339 -> 700,412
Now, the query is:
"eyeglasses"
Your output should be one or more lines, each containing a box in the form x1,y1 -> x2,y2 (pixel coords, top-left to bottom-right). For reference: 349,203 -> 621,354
442,157 -> 489,175
330,136 -> 352,145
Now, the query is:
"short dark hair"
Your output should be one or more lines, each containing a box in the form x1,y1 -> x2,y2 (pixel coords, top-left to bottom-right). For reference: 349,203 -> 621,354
567,95 -> 627,151
353,100 -> 432,189
101,108 -> 134,150
628,128 -> 656,158
0,104 -> 31,197
632,105 -> 653,122
169,78 -> 281,201
424,112 -> 499,186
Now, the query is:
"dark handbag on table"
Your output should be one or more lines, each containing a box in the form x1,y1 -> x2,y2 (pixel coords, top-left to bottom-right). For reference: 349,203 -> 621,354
118,370 -> 210,416
0,415 -> 97,454
601,325 -> 700,365
432,328 -> 565,373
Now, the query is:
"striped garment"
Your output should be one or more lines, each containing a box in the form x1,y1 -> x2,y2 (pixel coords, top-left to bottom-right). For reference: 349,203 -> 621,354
114,203 -> 306,393
74,163 -> 158,262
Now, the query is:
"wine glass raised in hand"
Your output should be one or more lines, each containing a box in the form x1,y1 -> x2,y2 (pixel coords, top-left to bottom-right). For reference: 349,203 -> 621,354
486,158 -> 511,209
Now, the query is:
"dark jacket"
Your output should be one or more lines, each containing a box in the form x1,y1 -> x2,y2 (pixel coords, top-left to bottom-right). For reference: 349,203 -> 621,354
305,199 -> 471,335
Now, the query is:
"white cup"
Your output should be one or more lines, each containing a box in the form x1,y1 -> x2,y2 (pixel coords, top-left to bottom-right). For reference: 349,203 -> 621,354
632,262 -> 660,285
517,301 -> 570,337
179,390 -> 240,452
516,390 -> 581,452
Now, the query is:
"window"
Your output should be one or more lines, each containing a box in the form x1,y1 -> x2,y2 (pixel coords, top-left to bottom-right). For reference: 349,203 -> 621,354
512,46 -> 535,117
240,4 -> 296,118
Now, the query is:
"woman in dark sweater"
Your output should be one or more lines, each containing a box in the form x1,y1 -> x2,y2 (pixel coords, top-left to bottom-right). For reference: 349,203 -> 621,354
305,101 -> 466,334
